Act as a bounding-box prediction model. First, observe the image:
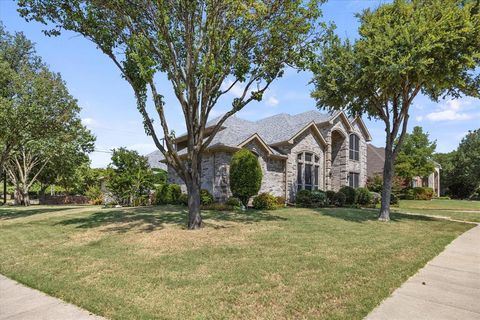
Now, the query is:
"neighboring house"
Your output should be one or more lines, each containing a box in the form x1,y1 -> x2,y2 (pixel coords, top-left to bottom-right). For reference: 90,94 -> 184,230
366,144 -> 441,196
149,110 -> 371,203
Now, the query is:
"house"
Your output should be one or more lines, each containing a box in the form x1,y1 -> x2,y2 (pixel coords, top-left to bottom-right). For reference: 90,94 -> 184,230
367,144 -> 441,196
149,110 -> 372,203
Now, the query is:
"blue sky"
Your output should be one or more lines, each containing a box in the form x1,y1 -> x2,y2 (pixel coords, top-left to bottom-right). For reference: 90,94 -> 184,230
1,0 -> 478,168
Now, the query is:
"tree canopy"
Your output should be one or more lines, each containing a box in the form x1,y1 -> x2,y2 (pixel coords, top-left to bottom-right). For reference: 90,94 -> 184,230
311,0 -> 480,220
229,148 -> 262,208
18,0 -> 326,228
395,126 -> 436,182
107,148 -> 155,206
0,25 -> 95,205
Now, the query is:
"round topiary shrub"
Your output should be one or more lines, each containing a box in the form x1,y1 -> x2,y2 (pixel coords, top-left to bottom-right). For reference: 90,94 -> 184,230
355,187 -> 372,205
296,189 -> 312,207
252,193 -> 277,210
229,149 -> 262,208
225,197 -> 241,208
333,191 -> 346,207
200,189 -> 214,206
339,186 -> 356,205
326,190 -> 336,206
311,190 -> 327,207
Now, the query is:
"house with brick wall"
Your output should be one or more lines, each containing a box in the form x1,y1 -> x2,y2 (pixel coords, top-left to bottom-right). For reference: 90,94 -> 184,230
148,110 -> 372,203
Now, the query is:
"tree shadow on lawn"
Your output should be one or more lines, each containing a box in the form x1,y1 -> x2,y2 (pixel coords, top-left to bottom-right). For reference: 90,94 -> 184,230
56,205 -> 287,233
313,207 -> 438,223
0,206 -> 80,220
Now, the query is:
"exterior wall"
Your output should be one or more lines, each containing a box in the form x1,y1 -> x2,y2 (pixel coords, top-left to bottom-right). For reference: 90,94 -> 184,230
279,129 -> 325,202
348,121 -> 368,188
167,114 -> 369,203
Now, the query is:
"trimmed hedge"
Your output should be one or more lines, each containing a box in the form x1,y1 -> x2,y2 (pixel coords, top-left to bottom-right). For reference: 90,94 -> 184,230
333,191 -> 346,207
356,187 -> 372,205
326,190 -> 336,206
296,189 -> 312,207
311,190 -> 327,207
339,186 -> 356,205
253,193 -> 277,210
413,187 -> 434,200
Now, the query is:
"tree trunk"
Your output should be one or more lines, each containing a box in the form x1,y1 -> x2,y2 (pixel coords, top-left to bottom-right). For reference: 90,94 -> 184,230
14,186 -> 30,206
186,177 -> 202,229
379,144 -> 395,221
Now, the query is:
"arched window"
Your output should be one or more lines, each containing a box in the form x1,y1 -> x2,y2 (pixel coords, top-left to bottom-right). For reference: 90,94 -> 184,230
297,152 -> 320,191
349,134 -> 360,161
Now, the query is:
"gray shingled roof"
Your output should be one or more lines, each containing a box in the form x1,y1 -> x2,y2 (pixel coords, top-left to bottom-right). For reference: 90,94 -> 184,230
146,150 -> 167,170
207,110 -> 332,147
148,110 -> 334,163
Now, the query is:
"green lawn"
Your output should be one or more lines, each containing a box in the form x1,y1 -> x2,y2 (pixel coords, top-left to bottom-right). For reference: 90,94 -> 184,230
0,205 -> 473,319
395,199 -> 480,222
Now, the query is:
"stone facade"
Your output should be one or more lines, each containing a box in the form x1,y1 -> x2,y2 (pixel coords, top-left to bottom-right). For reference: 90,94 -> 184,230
167,111 -> 370,203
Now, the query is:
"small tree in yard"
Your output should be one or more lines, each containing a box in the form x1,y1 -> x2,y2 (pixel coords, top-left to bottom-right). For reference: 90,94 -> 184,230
311,0 -> 480,221
18,0 -> 326,229
229,149 -> 262,208
107,148 -> 155,206
395,126 -> 436,184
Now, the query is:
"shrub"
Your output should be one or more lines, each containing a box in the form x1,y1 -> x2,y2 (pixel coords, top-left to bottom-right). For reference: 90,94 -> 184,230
85,185 -> 103,205
200,189 -> 214,205
225,197 -> 241,208
413,187 -> 434,200
229,149 -> 262,207
311,190 -> 326,207
252,193 -> 277,210
390,193 -> 399,205
296,189 -> 312,207
339,186 -> 356,205
366,175 -> 383,193
177,193 -> 188,206
326,190 -> 336,206
370,192 -> 381,205
275,196 -> 286,207
333,191 -> 346,207
356,187 -> 372,205
153,184 -> 181,205
400,188 -> 415,200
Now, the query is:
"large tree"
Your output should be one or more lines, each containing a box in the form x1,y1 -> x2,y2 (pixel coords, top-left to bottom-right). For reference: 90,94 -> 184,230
0,25 -> 40,170
3,57 -> 94,205
311,0 -> 480,221
395,126 -> 436,183
18,0 -> 325,229
436,129 -> 480,198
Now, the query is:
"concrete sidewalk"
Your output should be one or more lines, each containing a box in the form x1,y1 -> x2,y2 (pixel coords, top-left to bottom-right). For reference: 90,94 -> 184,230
366,224 -> 480,320
0,275 -> 104,320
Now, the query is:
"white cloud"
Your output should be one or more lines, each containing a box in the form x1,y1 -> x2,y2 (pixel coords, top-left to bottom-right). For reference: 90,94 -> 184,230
81,117 -> 96,127
424,99 -> 474,122
266,96 -> 279,107
415,116 -> 423,122
221,79 -> 245,98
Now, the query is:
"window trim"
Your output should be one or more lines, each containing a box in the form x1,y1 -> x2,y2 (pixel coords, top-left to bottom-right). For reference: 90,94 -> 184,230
297,151 -> 321,191
348,172 -> 360,188
349,134 -> 360,161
